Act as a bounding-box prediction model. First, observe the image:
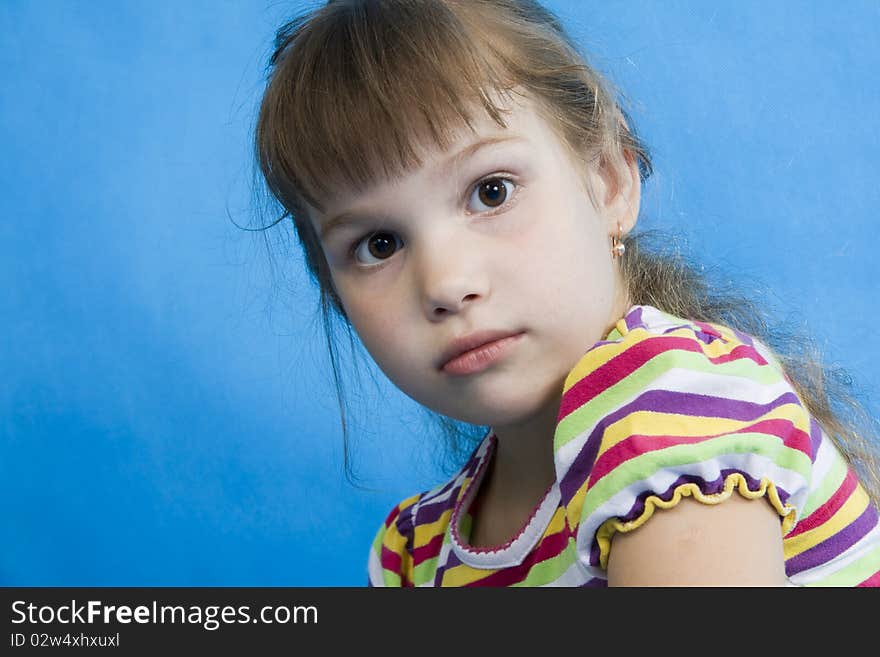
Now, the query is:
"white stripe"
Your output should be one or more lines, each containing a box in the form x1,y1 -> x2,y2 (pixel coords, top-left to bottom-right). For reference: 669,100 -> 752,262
808,424 -> 837,489
417,535 -> 455,586
554,363 -> 802,483
800,430 -> 846,517
539,557 -> 595,587
367,546 -> 385,586
789,521 -> 880,585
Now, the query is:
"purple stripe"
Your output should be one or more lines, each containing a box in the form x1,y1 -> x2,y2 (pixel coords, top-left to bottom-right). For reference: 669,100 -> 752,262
435,549 -> 463,586
558,388 -> 801,503
661,325 -> 684,335
588,337 -> 627,352
624,306 -> 644,331
420,435 -> 489,505
419,477 -> 459,508
694,330 -> 717,345
394,504 -> 416,556
809,417 -> 823,464
581,577 -> 607,588
786,504 -> 880,576
660,323 -> 701,337
628,389 -> 803,422
396,480 -> 471,546
414,485 -> 467,526
589,537 -> 602,567
420,460 -> 474,505
731,327 -> 756,347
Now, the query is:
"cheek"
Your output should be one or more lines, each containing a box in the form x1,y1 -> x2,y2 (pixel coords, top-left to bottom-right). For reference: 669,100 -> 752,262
339,288 -> 410,362
506,197 -> 610,303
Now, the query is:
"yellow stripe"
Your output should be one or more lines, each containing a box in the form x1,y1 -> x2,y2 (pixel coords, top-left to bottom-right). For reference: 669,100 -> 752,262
562,318 -> 780,397
544,506 -> 568,536
563,347 -> 621,393
784,484 -> 870,558
382,521 -> 409,555
441,563 -> 499,587
596,402 -> 808,455
565,481 -> 589,529
413,508 -> 453,549
700,334 -> 741,358
398,493 -> 422,512
379,521 -> 413,582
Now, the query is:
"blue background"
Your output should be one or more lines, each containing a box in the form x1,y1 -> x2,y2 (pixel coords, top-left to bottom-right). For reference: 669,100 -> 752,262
2,1 -> 878,585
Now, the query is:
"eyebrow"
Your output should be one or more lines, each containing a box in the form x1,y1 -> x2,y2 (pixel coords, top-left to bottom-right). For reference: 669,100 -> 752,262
318,134 -> 526,241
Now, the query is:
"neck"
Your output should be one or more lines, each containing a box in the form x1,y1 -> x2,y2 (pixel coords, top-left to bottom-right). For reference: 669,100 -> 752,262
486,398 -> 560,504
485,289 -> 632,499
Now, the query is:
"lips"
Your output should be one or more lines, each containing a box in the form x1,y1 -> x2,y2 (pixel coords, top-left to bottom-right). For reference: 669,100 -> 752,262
437,329 -> 525,371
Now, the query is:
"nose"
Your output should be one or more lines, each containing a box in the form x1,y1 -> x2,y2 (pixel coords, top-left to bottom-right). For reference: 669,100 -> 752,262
417,236 -> 490,319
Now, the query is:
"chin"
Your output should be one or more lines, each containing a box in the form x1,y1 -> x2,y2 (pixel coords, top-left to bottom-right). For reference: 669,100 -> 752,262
448,390 -> 559,428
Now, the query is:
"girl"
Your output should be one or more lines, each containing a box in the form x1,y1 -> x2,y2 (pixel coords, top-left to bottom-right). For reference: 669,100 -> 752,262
252,0 -> 880,585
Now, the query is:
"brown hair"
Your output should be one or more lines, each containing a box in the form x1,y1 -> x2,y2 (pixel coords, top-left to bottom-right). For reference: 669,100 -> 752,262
249,0 -> 880,504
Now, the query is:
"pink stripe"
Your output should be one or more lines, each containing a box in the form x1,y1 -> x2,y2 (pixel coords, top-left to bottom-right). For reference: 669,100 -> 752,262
692,320 -> 722,338
589,417 -> 812,485
559,336 -> 700,420
380,545 -> 410,586
463,526 -> 573,587
559,336 -> 773,423
710,343 -> 769,366
857,569 -> 880,587
383,505 -> 401,528
786,469 -> 857,539
412,533 -> 444,566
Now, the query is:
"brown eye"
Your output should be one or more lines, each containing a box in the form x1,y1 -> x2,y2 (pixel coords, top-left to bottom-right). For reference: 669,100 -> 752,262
366,233 -> 396,259
478,178 -> 507,207
470,177 -> 516,212
352,231 -> 401,266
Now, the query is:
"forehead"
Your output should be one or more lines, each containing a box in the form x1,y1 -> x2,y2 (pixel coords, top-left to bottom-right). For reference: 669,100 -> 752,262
308,93 -> 557,220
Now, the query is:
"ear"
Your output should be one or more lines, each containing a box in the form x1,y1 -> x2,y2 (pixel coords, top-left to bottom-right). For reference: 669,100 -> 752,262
594,148 -> 641,237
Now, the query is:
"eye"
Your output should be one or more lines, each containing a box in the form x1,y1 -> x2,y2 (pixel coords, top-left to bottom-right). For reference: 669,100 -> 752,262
347,175 -> 519,268
350,231 -> 402,267
468,176 -> 517,214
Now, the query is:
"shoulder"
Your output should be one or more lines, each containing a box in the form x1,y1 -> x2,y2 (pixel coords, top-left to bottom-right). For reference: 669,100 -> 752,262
367,432 -> 493,587
367,492 -> 422,587
555,304 -> 816,580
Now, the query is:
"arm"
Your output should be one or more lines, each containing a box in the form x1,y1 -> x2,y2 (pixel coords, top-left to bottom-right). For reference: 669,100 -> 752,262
606,494 -> 788,586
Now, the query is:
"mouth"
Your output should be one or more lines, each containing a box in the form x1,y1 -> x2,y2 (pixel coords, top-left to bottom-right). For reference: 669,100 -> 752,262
438,331 -> 525,376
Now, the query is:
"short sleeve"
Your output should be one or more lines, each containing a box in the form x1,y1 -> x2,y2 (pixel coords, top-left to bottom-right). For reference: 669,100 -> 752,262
553,310 -> 815,577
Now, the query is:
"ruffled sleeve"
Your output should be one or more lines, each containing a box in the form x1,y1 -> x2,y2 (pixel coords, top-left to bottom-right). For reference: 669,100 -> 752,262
553,305 -> 814,578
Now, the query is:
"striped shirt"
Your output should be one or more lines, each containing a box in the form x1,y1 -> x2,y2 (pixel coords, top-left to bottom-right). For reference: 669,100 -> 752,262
367,304 -> 880,586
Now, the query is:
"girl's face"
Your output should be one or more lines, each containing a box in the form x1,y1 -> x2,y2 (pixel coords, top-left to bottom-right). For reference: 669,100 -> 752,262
308,94 -> 640,432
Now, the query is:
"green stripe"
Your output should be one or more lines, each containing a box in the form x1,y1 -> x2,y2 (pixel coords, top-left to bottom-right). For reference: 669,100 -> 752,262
555,344 -> 788,451
801,451 -> 847,518
412,530 -> 454,585
512,539 -> 579,586
803,544 -> 880,587
382,569 -> 402,587
412,556 -> 439,586
580,431 -> 813,522
371,524 -> 386,555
